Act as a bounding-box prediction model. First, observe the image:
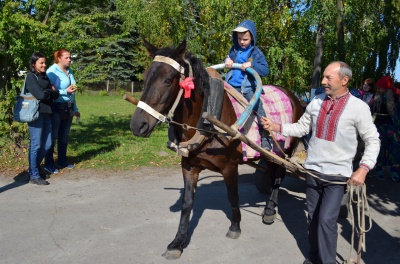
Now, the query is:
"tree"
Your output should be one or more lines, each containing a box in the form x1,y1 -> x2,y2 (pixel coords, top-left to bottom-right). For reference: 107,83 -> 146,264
55,2 -> 143,84
0,0 -> 55,98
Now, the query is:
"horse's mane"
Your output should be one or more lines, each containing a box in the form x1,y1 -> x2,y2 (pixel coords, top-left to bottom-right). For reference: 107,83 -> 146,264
154,47 -> 211,97
184,53 -> 210,97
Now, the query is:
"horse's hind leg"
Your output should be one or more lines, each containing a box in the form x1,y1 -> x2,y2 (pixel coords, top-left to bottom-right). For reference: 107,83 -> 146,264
222,165 -> 241,239
263,163 -> 286,225
163,162 -> 201,260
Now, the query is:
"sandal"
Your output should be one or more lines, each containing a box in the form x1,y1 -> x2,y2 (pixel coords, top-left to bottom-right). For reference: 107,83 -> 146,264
376,171 -> 385,181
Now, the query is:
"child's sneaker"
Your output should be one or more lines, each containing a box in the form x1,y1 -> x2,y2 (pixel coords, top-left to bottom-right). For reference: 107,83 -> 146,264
376,170 -> 385,181
44,166 -> 59,174
389,167 -> 399,182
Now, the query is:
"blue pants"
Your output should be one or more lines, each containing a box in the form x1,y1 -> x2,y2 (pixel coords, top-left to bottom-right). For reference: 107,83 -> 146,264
45,109 -> 73,168
236,89 -> 266,126
28,114 -> 52,179
306,172 -> 347,264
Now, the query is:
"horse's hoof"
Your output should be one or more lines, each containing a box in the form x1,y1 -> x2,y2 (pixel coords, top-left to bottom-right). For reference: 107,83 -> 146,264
262,214 -> 275,225
226,229 -> 241,239
162,249 -> 182,260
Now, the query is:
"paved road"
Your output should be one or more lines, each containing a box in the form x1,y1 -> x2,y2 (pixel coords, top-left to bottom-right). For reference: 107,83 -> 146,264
0,166 -> 399,264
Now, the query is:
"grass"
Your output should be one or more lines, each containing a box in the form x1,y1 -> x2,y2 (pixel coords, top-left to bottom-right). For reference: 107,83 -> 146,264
0,91 -> 181,173
69,92 -> 182,170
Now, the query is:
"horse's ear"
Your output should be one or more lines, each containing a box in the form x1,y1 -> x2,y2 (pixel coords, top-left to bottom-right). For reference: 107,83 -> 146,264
172,39 -> 187,59
143,39 -> 159,58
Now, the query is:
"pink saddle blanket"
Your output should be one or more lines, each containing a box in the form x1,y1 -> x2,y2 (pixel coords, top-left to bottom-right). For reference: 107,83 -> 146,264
224,83 -> 293,161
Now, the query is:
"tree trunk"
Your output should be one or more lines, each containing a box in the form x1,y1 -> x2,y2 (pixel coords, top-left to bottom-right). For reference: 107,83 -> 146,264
311,21 -> 325,90
336,0 -> 345,61
42,0 -> 55,25
0,54 -> 10,99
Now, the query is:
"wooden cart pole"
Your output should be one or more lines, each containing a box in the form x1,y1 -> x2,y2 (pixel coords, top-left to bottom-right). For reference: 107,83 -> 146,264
123,94 -> 139,106
202,112 -> 305,177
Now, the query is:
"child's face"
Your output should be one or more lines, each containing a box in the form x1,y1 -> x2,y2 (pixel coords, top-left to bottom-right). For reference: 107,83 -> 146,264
237,31 -> 252,49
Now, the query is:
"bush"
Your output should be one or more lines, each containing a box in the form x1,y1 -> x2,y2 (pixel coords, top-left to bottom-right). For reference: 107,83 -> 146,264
0,89 -> 30,171
99,90 -> 109,96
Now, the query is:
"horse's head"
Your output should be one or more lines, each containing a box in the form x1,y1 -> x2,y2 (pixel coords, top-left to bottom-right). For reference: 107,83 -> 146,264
130,39 -> 190,137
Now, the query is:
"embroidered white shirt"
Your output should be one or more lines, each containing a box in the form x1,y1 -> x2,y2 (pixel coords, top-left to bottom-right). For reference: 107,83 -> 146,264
281,92 -> 380,177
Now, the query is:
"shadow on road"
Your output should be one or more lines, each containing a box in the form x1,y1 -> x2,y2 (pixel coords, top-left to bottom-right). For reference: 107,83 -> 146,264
338,174 -> 400,264
0,171 -> 29,193
166,170 -> 399,263
167,172 -> 309,255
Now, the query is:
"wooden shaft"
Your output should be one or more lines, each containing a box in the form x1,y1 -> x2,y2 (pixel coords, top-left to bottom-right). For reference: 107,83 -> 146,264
202,112 -> 305,176
123,94 -> 139,105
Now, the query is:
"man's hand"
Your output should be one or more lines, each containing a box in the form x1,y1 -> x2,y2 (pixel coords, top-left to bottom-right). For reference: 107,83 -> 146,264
261,117 -> 280,132
348,167 -> 368,186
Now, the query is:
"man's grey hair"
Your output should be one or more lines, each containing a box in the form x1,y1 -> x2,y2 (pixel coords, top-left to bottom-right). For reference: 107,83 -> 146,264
330,61 -> 352,80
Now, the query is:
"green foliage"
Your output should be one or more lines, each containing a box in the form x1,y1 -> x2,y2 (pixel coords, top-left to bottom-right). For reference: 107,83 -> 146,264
99,91 -> 109,96
55,3 -> 144,84
0,92 -> 181,173
1,0 -> 400,169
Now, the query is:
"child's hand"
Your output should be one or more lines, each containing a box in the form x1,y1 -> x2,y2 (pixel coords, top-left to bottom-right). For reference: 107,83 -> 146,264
225,58 -> 234,68
241,62 -> 252,71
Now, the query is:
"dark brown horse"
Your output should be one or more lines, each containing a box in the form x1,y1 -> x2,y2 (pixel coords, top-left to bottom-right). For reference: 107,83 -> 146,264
130,39 -> 304,259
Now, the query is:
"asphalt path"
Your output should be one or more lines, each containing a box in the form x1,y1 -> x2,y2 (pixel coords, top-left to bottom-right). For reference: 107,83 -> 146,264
0,166 -> 399,264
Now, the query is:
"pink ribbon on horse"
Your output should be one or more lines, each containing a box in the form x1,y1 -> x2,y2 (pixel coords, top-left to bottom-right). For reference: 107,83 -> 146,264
179,77 -> 195,98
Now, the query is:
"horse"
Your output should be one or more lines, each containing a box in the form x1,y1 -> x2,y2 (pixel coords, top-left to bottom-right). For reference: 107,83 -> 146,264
129,39 -> 304,259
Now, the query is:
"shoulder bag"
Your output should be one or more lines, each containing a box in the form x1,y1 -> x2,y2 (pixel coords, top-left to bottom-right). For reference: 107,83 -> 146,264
13,74 -> 40,123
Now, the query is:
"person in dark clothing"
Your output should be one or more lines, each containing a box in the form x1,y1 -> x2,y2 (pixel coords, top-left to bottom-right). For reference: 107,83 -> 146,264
25,52 -> 59,185
372,76 -> 399,181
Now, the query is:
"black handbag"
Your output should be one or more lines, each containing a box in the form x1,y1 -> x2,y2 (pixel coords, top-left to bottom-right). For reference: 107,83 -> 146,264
56,102 -> 74,120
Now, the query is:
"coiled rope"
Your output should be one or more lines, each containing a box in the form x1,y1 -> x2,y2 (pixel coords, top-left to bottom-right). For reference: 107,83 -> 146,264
343,184 -> 372,264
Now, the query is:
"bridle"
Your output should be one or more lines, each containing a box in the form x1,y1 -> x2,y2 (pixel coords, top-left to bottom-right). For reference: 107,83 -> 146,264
136,55 -> 192,123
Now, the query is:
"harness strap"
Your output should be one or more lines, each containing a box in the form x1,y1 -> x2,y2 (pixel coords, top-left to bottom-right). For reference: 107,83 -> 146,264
137,101 -> 167,122
154,55 -> 185,75
166,58 -> 192,119
223,84 -> 249,108
167,89 -> 184,119
140,56 -> 194,122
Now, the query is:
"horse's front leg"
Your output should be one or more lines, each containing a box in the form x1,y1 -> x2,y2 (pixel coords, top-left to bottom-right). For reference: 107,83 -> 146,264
222,165 -> 241,239
263,164 -> 286,224
162,161 -> 201,260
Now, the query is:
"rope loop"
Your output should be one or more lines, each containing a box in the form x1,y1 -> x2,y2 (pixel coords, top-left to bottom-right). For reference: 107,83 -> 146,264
345,183 -> 372,264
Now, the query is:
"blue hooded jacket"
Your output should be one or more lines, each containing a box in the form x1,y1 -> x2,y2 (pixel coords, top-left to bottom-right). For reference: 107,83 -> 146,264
225,20 -> 269,94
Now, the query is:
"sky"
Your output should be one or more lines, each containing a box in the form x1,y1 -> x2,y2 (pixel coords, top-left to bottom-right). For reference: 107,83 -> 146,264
395,61 -> 400,82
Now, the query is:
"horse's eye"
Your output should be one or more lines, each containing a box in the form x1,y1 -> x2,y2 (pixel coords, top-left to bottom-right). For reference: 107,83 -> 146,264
164,79 -> 173,85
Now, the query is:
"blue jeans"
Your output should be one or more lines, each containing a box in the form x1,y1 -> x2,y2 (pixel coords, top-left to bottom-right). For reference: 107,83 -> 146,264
28,114 -> 52,179
45,109 -> 73,167
236,89 -> 267,126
